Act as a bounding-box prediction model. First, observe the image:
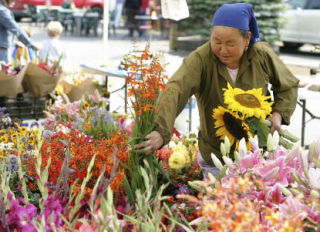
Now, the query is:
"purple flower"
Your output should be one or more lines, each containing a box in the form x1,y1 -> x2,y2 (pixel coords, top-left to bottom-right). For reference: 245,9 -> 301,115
6,199 -> 37,232
38,195 -> 65,232
178,185 -> 191,194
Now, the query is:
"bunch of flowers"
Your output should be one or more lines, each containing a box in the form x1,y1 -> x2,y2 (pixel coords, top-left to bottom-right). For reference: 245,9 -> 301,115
27,126 -> 128,196
44,92 -> 113,136
36,54 -> 63,76
210,132 -> 320,230
123,44 -> 168,203
156,132 -> 202,185
0,123 -> 39,158
213,83 -> 298,151
0,62 -> 22,76
180,176 -> 306,231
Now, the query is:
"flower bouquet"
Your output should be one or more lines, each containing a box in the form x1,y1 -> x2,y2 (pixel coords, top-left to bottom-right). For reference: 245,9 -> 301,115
212,83 -> 299,153
157,133 -> 202,181
122,44 -> 168,203
23,55 -> 63,97
57,71 -> 98,102
0,62 -> 27,98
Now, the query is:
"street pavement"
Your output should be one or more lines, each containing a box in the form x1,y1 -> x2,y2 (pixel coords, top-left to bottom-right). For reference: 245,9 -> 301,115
19,21 -> 320,147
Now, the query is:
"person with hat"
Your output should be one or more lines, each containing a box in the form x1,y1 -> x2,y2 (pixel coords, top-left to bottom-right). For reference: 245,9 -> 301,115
0,0 -> 37,63
135,3 -> 299,177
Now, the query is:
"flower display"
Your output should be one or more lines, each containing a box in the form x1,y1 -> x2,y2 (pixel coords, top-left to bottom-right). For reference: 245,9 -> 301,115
179,176 -> 305,231
1,46 -> 320,232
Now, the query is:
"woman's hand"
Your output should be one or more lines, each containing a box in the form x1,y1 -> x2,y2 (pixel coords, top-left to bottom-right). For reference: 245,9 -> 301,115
267,112 -> 282,134
134,131 -> 164,155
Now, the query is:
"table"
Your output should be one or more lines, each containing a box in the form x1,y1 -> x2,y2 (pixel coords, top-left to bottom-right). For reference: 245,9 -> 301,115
297,76 -> 320,146
134,14 -> 161,39
36,6 -> 86,36
80,64 -> 195,132
80,64 -> 129,111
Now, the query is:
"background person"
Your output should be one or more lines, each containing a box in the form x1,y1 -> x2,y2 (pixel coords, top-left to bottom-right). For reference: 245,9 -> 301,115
0,0 -> 37,63
11,26 -> 36,62
39,21 -> 67,63
135,3 -> 299,177
124,0 -> 142,38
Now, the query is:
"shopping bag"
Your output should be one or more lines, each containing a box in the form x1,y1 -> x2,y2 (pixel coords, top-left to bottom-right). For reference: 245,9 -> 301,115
23,63 -> 63,97
161,0 -> 189,21
0,65 -> 27,98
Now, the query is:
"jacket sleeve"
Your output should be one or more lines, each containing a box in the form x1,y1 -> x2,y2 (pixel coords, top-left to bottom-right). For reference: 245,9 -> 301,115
0,8 -> 32,47
154,52 -> 203,144
262,44 -> 299,125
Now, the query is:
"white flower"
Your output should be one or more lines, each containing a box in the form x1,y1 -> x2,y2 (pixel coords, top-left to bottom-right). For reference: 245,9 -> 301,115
272,130 -> 280,148
222,156 -> 234,168
211,153 -> 223,170
308,167 -> 320,190
168,141 -> 176,149
238,138 -> 247,158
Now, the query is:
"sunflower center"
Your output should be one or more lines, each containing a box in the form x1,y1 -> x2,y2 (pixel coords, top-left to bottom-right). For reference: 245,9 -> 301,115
235,93 -> 261,108
223,112 -> 249,140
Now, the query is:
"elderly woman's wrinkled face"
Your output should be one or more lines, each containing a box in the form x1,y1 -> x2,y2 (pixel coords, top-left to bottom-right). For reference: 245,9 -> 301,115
211,26 -> 250,69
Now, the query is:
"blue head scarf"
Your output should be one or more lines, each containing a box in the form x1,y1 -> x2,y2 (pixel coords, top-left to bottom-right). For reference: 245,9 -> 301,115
211,3 -> 260,45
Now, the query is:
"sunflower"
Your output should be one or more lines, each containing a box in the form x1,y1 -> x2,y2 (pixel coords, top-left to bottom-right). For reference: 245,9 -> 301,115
223,83 -> 272,120
213,106 -> 252,149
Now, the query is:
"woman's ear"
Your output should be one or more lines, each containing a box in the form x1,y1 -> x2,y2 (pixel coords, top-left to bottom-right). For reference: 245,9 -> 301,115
246,31 -> 252,46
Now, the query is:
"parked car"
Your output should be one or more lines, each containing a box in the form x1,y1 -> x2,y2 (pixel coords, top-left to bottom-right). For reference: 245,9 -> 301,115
10,0 -> 103,21
280,0 -> 320,48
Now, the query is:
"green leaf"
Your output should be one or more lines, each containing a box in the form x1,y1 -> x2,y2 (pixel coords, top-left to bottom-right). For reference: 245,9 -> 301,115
246,117 -> 269,147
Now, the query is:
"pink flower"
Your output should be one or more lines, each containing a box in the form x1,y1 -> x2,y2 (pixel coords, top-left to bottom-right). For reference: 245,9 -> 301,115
256,156 -> 293,186
75,222 -> 97,232
279,196 -> 308,220
240,149 -> 263,170
265,185 -> 286,205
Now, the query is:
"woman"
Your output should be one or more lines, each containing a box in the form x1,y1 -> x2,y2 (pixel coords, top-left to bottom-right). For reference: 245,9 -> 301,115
0,0 -> 36,63
135,3 -> 299,177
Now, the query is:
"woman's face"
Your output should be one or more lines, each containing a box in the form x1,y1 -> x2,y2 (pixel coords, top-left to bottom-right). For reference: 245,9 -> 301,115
211,26 -> 251,69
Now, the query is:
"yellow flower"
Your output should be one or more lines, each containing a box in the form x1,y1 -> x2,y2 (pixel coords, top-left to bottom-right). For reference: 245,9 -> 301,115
213,106 -> 252,149
168,151 -> 186,170
173,143 -> 190,164
278,221 -> 295,232
265,211 -> 280,225
55,84 -> 64,95
223,83 -> 273,120
0,135 -> 8,143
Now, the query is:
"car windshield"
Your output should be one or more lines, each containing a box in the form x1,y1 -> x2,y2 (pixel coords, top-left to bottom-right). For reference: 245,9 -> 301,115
284,0 -> 307,9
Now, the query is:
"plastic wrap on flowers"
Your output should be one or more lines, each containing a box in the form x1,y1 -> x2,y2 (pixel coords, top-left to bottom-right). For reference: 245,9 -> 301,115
0,65 -> 27,98
61,78 -> 97,102
23,63 -> 63,97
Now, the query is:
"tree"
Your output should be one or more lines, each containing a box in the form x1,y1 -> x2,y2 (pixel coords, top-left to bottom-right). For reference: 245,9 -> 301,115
180,0 -> 288,45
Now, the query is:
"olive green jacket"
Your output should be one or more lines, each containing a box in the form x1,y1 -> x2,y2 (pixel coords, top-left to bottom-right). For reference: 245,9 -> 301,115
154,41 -> 299,166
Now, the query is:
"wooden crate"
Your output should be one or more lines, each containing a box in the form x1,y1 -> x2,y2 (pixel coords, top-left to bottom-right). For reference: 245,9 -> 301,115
0,96 -> 48,120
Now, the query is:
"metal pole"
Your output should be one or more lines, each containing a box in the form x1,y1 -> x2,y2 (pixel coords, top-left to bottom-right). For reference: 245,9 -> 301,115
301,99 -> 306,147
103,0 -> 109,63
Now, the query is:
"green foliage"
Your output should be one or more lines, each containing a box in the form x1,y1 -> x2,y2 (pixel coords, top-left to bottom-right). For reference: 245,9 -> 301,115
181,0 -> 288,44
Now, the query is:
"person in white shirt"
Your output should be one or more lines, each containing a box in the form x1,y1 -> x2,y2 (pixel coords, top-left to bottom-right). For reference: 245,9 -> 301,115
39,21 -> 67,63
